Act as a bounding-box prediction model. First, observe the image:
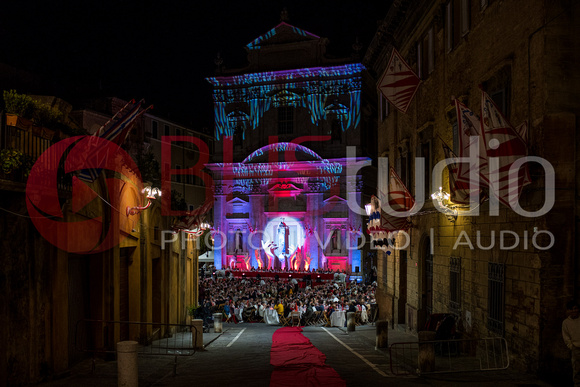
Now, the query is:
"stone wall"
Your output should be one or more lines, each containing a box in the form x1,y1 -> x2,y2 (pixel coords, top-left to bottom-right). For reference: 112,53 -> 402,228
367,0 -> 579,377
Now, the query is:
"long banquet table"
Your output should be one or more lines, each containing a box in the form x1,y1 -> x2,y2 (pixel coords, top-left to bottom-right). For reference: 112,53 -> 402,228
264,309 -> 280,325
231,271 -> 335,281
330,310 -> 346,327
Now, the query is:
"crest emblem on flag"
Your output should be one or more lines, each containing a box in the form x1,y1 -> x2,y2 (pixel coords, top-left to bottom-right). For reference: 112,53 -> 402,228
378,48 -> 421,114
480,91 -> 531,208
378,167 -> 415,232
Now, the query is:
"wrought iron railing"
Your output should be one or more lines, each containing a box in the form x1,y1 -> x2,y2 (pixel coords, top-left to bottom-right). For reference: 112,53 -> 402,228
74,319 -> 201,374
389,337 -> 509,376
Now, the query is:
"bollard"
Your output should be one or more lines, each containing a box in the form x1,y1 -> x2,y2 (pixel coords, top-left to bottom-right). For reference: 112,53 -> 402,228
191,319 -> 204,350
213,313 -> 223,333
346,312 -> 356,332
375,320 -> 389,349
418,330 -> 436,373
117,341 -> 138,387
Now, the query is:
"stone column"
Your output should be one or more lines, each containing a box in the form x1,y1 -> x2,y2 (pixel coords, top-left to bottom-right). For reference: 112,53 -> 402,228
418,330 -> 436,373
348,181 -> 362,273
306,192 -> 323,270
117,341 -> 138,387
249,194 -> 264,268
347,312 -> 356,332
214,194 -> 226,269
191,319 -> 204,350
375,320 -> 389,349
213,313 -> 223,333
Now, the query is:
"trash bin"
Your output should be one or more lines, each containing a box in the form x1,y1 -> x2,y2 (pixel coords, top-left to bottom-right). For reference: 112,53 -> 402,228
213,313 -> 223,333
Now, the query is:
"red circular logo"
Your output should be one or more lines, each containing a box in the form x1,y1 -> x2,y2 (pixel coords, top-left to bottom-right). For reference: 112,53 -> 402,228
26,136 -> 142,253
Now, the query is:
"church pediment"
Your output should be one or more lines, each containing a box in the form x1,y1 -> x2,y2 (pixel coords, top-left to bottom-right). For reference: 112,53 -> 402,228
324,195 -> 347,204
227,197 -> 248,205
246,22 -> 320,50
268,182 -> 302,198
226,197 -> 249,217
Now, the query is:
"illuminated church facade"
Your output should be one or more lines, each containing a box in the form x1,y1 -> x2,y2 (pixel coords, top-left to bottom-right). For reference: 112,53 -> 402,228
206,21 -> 376,272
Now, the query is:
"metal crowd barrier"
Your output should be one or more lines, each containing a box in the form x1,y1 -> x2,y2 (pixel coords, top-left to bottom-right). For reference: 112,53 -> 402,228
75,319 -> 200,374
389,337 -> 509,376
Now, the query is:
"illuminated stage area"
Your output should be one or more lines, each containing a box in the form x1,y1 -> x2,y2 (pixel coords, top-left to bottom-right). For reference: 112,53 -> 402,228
231,271 -> 335,281
206,143 -> 366,273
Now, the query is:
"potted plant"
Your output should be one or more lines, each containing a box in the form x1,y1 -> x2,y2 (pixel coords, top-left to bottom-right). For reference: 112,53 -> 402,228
3,90 -> 35,130
187,305 -> 199,324
3,90 -> 84,137
0,149 -> 33,180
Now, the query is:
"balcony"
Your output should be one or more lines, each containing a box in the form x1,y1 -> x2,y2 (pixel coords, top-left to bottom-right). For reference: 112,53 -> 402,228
1,113 -> 71,192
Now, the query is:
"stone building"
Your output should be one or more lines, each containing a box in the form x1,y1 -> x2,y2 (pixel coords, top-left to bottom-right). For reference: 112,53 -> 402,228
364,0 -> 580,380
0,94 -> 201,385
205,21 -> 377,273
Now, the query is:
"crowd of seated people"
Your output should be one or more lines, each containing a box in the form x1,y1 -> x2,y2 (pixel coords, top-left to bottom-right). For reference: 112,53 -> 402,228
198,273 -> 377,326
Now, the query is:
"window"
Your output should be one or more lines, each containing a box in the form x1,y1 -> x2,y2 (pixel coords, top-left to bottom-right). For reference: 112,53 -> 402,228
487,262 -> 505,335
417,140 -> 432,199
152,120 -> 158,139
175,164 -> 181,183
417,27 -> 435,78
483,66 -> 511,119
450,257 -> 461,312
164,124 -> 170,136
378,93 -> 389,122
234,125 -> 243,147
278,106 -> 294,134
491,89 -> 508,117
446,0 -> 471,52
331,119 -> 341,142
396,150 -> 412,188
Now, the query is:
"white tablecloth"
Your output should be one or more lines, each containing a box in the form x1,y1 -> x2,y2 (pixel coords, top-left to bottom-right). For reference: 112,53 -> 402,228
264,309 -> 280,325
360,310 -> 368,322
330,310 -> 346,327
234,307 -> 244,322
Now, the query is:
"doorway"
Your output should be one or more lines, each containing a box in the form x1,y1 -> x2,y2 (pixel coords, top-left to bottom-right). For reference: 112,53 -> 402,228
422,237 -> 433,316
398,250 -> 408,324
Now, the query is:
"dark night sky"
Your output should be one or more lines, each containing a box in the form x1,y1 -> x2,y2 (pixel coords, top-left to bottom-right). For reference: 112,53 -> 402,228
0,1 -> 389,130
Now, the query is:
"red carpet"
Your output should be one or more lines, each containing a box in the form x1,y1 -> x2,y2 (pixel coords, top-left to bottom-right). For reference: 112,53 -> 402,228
270,327 -> 346,387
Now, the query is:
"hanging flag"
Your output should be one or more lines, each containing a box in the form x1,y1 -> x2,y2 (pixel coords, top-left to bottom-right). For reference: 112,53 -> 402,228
378,48 -> 421,114
515,121 -> 528,145
455,99 -> 489,188
96,99 -> 145,146
379,167 -> 415,232
480,91 -> 530,208
442,140 -> 485,205
172,198 -> 214,232
78,99 -> 150,182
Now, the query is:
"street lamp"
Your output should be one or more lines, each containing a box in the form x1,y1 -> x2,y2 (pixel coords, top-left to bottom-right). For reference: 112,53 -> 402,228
126,186 -> 162,216
431,186 -> 457,222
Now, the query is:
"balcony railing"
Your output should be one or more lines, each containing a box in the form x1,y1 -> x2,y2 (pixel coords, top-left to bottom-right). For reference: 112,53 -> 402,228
1,113 -> 71,191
